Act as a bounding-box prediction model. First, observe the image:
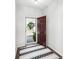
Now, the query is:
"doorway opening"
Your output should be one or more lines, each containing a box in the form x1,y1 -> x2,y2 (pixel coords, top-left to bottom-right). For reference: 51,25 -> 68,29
25,17 -> 37,44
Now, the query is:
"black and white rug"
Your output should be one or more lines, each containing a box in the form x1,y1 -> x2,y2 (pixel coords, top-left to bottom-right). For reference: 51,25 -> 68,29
18,44 -> 61,59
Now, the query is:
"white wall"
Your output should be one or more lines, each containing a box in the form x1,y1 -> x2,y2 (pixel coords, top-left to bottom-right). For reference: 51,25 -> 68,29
43,0 -> 63,55
16,5 -> 43,48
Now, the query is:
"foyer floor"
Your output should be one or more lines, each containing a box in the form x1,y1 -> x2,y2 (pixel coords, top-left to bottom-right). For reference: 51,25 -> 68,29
16,43 -> 62,59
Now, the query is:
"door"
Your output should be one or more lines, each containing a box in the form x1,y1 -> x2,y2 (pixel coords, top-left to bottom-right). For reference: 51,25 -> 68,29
37,16 -> 46,46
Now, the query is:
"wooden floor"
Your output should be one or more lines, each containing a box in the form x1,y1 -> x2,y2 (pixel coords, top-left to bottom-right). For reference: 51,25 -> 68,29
16,43 -> 62,59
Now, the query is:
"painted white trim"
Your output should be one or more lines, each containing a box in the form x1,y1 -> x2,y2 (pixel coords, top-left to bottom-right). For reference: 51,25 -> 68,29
25,17 -> 38,45
36,18 -> 38,43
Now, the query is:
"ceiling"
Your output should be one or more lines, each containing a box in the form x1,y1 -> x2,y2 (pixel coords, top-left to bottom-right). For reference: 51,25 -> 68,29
16,0 -> 55,10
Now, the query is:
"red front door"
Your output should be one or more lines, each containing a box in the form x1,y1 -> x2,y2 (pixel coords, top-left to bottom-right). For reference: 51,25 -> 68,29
37,16 -> 46,46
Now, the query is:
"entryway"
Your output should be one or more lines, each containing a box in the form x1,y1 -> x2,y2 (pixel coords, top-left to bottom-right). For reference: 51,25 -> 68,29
25,16 -> 46,46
